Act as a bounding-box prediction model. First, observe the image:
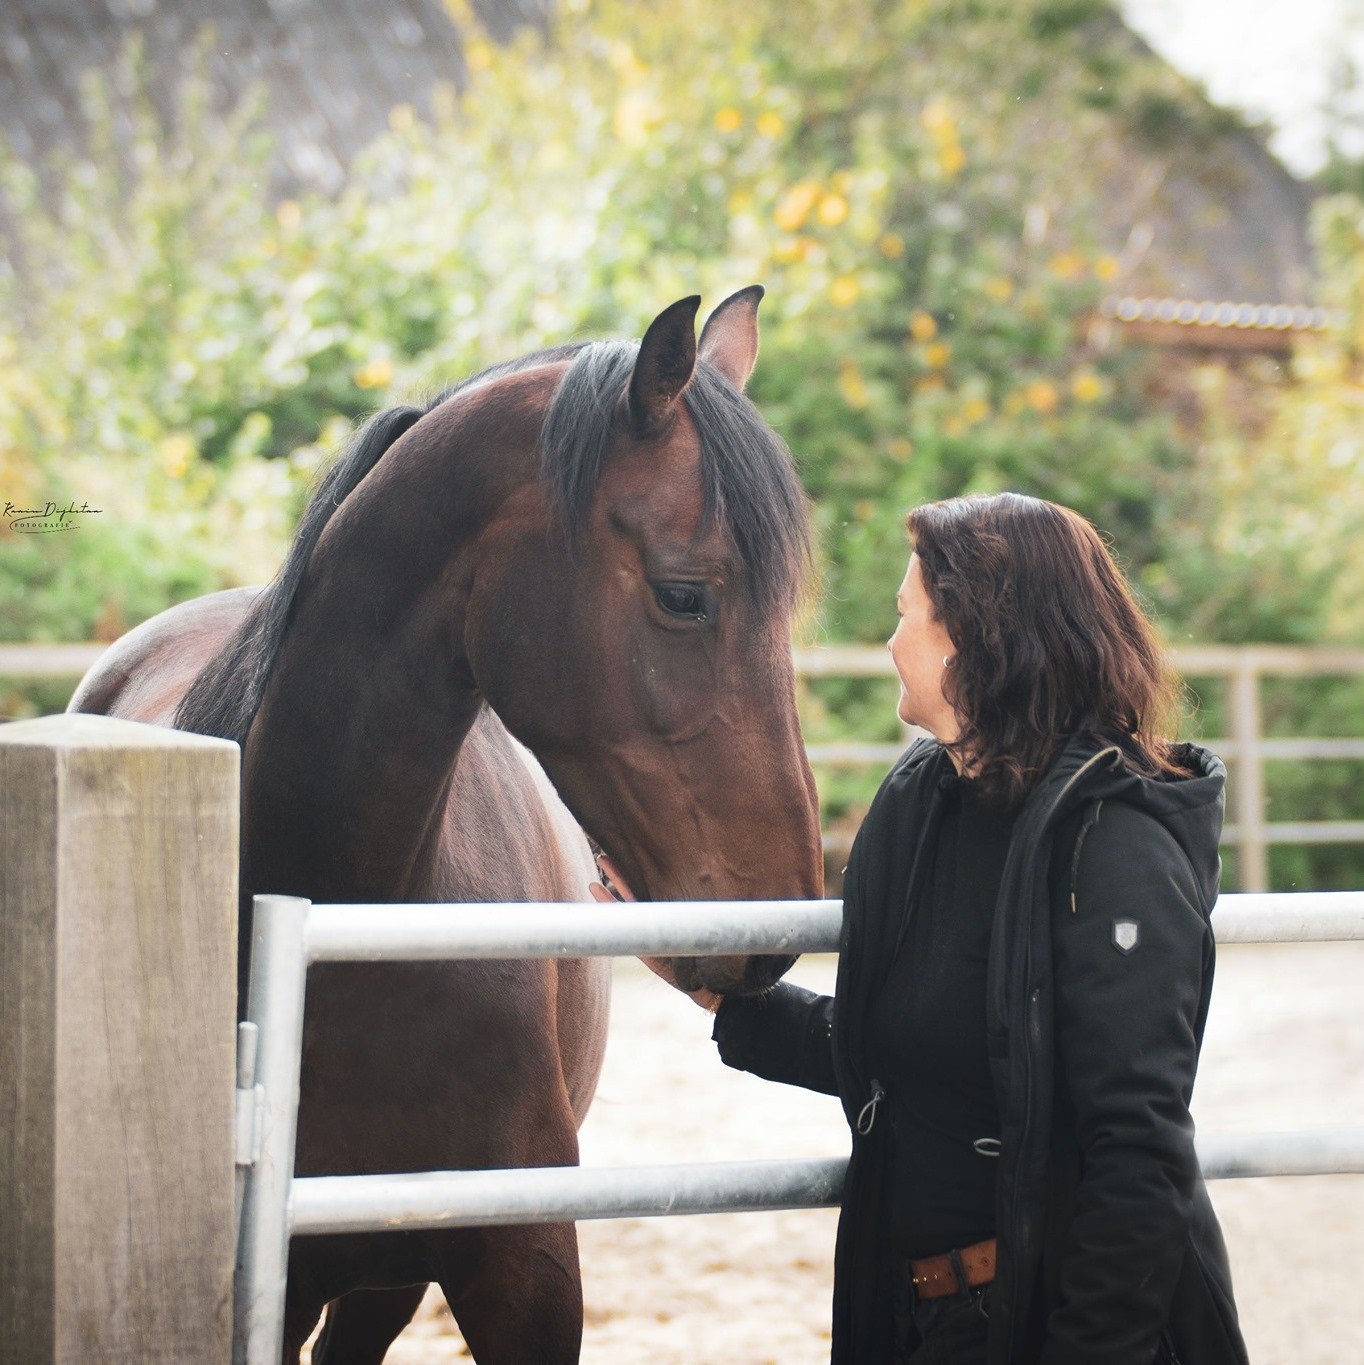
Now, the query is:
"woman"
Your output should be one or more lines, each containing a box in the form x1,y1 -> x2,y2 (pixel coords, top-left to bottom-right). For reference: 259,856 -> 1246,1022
593,492 -> 1248,1365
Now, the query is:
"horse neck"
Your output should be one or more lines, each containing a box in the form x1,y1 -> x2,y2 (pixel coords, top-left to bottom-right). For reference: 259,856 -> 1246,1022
238,396 -> 539,905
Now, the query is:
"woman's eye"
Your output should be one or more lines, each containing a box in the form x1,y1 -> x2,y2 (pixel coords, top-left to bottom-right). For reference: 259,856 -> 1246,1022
654,584 -> 708,621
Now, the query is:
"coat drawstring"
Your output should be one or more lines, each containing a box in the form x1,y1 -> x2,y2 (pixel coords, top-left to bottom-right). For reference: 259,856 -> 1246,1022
856,1079 -> 885,1135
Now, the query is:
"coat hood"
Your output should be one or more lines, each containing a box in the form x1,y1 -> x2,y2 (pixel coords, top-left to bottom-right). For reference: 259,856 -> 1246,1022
1028,735 -> 1226,910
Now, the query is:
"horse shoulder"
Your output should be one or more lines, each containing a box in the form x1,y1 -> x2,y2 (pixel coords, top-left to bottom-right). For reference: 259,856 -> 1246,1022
431,708 -> 595,903
67,586 -> 265,726
430,710 -> 610,1126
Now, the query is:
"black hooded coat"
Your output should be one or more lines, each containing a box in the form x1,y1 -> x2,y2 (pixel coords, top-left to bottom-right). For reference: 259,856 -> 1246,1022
713,735 -> 1249,1364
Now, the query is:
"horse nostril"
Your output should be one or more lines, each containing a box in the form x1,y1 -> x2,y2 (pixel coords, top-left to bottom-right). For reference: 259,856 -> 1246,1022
744,953 -> 796,993
670,956 -> 706,994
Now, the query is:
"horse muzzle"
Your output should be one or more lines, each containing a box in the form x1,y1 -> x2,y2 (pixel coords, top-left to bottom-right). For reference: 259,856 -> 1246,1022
670,951 -> 799,997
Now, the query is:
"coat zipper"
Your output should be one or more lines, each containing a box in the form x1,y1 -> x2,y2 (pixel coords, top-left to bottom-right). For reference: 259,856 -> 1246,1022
1004,745 -> 1121,1359
854,753 -> 946,1139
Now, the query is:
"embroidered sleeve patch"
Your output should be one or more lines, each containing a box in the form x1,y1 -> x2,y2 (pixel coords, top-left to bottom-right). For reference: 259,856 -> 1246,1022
1112,918 -> 1141,954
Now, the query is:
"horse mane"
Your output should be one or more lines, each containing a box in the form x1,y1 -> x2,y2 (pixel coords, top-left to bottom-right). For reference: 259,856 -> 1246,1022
173,344 -> 587,743
174,336 -> 808,744
538,340 -> 811,613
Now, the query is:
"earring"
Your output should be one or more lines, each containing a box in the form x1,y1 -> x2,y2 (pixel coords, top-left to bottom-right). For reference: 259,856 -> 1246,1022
942,655 -> 951,667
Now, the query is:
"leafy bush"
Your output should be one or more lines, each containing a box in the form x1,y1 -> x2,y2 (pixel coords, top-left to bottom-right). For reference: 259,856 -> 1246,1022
2,1 -> 1361,884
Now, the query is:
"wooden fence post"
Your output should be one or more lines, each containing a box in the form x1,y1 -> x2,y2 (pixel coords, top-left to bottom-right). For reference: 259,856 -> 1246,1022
0,714 -> 239,1364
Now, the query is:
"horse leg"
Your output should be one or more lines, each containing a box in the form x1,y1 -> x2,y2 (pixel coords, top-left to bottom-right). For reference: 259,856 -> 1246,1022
310,1284 -> 429,1364
281,1286 -> 330,1364
437,1223 -> 583,1365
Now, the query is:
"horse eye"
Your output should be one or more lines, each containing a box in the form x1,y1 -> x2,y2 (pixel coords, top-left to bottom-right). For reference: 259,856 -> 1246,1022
654,584 -> 708,621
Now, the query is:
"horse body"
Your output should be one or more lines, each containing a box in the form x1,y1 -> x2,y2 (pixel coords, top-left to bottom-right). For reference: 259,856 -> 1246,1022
71,289 -> 822,1362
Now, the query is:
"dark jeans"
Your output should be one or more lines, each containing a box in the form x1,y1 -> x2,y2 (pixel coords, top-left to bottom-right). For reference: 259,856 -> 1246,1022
893,1281 -> 991,1364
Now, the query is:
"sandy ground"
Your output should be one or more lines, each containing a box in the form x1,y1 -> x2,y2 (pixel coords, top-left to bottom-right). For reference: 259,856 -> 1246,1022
307,942 -> 1364,1365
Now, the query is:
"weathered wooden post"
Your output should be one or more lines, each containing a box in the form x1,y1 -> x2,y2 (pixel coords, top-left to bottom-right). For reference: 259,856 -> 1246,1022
0,714 -> 239,1363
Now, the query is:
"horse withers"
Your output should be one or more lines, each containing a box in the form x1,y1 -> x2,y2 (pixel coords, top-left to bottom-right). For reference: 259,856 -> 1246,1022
70,287 -> 823,1362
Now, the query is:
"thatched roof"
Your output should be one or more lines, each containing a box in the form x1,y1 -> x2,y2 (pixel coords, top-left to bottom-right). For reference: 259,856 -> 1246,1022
0,1 -> 1315,300
0,0 -> 546,196
1082,12 -> 1314,304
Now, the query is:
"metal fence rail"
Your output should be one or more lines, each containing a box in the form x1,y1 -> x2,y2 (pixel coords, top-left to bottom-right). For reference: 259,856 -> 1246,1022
291,1157 -> 851,1237
234,890 -> 1364,1364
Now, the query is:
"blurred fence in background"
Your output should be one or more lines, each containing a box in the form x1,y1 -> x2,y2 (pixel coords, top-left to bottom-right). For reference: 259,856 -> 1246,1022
4,641 -> 1364,894
800,644 -> 1364,893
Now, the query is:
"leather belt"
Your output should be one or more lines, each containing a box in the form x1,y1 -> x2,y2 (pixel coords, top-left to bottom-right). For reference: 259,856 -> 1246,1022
908,1237 -> 997,1301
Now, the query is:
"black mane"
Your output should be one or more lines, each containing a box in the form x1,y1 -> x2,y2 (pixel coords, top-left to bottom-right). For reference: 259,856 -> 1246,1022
173,402 -> 424,743
174,337 -> 808,744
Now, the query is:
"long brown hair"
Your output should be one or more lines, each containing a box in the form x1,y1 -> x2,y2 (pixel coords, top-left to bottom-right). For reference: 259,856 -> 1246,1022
907,493 -> 1186,806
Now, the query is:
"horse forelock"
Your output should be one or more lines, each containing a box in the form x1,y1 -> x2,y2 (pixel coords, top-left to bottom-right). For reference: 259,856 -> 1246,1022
539,341 -> 811,614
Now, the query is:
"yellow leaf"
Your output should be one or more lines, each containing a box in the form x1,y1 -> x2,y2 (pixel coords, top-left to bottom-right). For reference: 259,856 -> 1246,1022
829,276 -> 861,307
757,111 -> 785,138
614,90 -> 662,146
817,194 -> 849,226
909,311 -> 938,342
774,181 -> 822,232
354,359 -> 394,390
1070,370 -> 1104,404
714,107 -> 743,134
1048,251 -> 1085,281
924,341 -> 952,370
879,232 -> 906,259
920,100 -> 953,134
160,433 -> 194,479
838,360 -> 870,409
1025,380 -> 1059,414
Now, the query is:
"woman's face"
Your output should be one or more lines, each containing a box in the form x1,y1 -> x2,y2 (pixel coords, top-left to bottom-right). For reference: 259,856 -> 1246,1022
888,553 -> 959,742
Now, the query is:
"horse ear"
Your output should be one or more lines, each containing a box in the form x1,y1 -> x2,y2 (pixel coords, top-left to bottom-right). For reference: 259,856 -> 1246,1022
628,295 -> 701,435
698,284 -> 764,391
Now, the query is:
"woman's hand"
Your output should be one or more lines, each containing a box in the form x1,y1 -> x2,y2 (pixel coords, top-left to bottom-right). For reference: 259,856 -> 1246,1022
589,854 -> 723,1012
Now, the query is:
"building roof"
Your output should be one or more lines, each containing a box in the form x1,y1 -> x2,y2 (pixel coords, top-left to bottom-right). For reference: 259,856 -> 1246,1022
0,1 -> 1317,303
1096,296 -> 1337,353
0,0 -> 546,196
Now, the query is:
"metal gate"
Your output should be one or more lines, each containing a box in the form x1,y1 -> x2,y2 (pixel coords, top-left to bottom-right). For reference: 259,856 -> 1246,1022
233,891 -> 1364,1364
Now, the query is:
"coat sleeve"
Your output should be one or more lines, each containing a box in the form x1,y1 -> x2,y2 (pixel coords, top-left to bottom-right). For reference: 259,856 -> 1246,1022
708,806 -> 875,1100
1040,804 -> 1211,1365
710,982 -> 838,1095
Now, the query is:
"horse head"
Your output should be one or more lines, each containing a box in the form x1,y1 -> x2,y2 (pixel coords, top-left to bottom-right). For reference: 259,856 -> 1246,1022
462,288 -> 824,995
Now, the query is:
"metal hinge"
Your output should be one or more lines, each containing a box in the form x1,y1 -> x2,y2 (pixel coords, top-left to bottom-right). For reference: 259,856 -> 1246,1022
234,1021 -> 264,1169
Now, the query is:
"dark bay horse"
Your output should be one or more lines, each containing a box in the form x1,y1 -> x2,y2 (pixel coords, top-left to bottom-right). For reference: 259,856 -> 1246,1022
69,288 -> 824,1363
